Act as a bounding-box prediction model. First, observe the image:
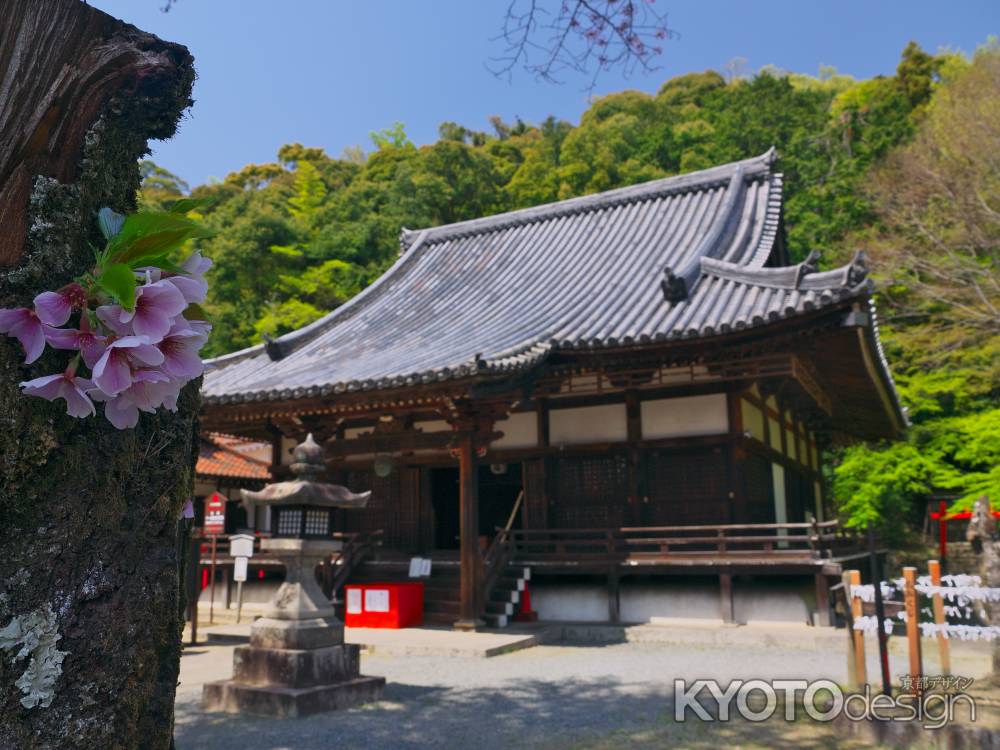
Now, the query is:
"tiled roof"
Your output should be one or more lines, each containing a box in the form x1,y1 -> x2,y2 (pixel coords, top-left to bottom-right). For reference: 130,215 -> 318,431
196,432 -> 271,480
202,150 -> 892,412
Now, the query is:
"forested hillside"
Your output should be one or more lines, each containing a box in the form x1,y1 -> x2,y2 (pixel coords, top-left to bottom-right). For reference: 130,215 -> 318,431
146,41 -> 999,529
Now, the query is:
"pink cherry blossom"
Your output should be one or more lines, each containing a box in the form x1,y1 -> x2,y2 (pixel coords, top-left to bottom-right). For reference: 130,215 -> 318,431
45,327 -> 108,369
91,336 -> 165,396
33,283 -> 87,326
117,280 -> 186,342
20,372 -> 96,418
93,369 -> 177,429
158,323 -> 206,380
165,252 -> 212,303
0,308 -> 46,364
95,304 -> 133,336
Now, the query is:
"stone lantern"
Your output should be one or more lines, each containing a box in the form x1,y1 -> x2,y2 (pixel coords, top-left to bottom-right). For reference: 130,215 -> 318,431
202,434 -> 385,717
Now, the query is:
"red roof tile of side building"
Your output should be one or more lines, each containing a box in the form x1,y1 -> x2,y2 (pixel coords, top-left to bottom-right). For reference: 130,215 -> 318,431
196,432 -> 271,481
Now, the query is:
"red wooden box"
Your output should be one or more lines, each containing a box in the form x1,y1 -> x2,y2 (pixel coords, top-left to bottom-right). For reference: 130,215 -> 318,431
343,582 -> 424,628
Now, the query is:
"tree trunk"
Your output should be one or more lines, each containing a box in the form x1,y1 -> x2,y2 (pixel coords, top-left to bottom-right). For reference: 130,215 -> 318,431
0,2 -> 196,748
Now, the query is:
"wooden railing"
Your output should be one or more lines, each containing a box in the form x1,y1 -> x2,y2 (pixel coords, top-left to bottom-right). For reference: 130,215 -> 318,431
507,520 -> 862,563
480,491 -> 524,617
320,530 -> 383,599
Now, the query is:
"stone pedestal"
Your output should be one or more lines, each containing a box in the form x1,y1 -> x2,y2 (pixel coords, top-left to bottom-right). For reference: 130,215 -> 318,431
202,539 -> 384,717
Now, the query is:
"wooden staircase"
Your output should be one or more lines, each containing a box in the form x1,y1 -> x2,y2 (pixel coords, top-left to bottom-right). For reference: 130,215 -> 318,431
482,564 -> 531,628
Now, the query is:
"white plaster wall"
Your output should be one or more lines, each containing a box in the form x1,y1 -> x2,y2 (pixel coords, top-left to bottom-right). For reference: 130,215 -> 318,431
768,416 -> 782,452
531,583 -> 608,622
531,578 -> 813,624
783,423 -> 796,461
549,403 -> 627,446
772,463 -> 787,525
740,398 -> 765,442
493,412 -> 537,449
640,394 -> 728,439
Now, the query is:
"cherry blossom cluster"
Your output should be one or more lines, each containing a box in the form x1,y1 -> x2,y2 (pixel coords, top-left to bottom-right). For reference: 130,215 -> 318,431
0,206 -> 212,428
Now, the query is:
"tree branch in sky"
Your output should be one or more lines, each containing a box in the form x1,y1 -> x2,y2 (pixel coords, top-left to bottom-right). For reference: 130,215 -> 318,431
489,0 -> 677,90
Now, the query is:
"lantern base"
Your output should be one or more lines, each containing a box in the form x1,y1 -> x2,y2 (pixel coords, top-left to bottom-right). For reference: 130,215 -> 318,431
202,675 -> 385,718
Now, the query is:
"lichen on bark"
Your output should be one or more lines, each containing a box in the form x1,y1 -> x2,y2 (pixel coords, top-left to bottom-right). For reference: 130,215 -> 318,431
0,3 -> 198,748
0,604 -> 68,709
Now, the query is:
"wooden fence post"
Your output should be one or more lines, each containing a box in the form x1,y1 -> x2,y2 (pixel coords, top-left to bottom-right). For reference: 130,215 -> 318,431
928,560 -> 951,675
902,566 -> 923,694
848,569 -> 867,687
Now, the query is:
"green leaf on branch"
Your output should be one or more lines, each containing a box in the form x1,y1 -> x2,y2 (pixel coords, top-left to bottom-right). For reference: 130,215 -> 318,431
108,211 -> 212,267
97,264 -> 137,311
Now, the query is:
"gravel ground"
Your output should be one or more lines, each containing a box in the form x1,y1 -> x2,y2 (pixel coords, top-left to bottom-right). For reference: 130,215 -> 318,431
173,635 -> 922,750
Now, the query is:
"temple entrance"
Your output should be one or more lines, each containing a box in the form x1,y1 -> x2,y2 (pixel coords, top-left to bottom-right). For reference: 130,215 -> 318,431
478,462 -> 523,537
429,463 -> 523,550
431,467 -> 461,550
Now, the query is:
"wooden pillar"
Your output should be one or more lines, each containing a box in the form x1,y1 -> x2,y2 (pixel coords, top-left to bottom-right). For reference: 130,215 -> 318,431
625,390 -> 644,526
928,559 -> 951,674
454,429 -> 484,631
902,566 -> 923,692
607,568 -> 621,624
726,391 -> 746,524
719,573 -> 735,624
814,572 -> 831,626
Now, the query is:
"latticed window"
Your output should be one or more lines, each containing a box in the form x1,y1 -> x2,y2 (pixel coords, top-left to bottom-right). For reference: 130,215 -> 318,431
304,509 -> 329,536
272,506 -> 333,538
276,508 -> 302,536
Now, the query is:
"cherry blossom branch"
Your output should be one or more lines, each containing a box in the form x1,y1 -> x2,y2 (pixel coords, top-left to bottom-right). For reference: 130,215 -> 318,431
489,0 -> 677,90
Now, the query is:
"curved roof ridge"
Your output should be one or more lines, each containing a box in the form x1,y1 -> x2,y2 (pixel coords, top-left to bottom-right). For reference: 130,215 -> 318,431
659,164 -> 747,303
746,172 -> 784,268
700,249 -> 871,293
400,149 -> 776,250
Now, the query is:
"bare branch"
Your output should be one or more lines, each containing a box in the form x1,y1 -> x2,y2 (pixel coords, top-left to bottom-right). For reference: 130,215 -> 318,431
489,0 -> 677,91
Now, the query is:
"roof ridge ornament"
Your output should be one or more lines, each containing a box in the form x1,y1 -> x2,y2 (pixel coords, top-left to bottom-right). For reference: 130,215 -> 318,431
263,334 -> 285,362
660,266 -> 688,303
844,250 -> 869,288
794,249 -> 822,289
659,164 -> 747,305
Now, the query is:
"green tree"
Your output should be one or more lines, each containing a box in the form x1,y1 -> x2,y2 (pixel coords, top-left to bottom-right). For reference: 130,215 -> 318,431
832,43 -> 1000,527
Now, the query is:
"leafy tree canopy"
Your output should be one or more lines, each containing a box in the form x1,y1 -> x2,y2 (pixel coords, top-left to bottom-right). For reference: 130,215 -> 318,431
143,42 -> 997,533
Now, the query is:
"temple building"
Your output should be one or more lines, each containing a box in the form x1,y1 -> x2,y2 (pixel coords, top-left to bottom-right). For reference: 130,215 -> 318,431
201,150 -> 905,629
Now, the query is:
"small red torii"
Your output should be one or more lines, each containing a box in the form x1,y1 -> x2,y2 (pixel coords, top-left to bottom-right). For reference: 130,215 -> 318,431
930,499 -> 1000,560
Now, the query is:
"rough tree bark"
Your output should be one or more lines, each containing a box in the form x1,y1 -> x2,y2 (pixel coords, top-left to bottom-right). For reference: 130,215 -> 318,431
0,2 -> 197,748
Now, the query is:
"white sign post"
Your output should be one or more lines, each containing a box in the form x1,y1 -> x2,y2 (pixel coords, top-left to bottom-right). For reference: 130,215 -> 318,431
229,534 -> 255,624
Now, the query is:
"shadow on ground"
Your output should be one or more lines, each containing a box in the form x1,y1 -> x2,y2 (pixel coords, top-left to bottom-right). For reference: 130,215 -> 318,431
174,676 -> 864,750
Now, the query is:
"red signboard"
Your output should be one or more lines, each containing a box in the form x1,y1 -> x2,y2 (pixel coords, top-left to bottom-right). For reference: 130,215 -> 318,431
204,492 -> 227,535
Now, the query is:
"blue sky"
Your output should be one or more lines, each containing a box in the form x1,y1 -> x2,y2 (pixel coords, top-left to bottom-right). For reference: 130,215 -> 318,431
89,0 -> 997,188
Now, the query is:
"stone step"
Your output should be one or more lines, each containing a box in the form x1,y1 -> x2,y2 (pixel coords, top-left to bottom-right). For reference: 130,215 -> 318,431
483,613 -> 508,628
485,600 -> 514,616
